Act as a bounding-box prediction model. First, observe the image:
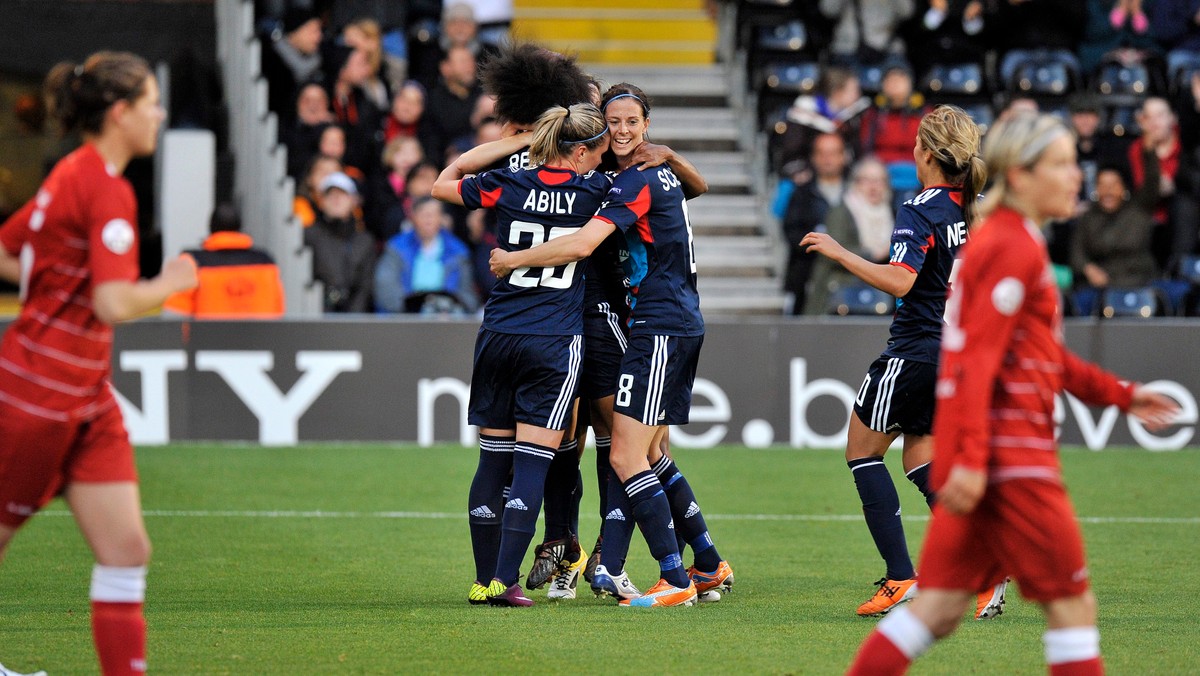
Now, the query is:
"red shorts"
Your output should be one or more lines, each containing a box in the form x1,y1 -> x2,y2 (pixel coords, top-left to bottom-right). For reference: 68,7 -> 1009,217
917,477 -> 1090,603
0,400 -> 137,528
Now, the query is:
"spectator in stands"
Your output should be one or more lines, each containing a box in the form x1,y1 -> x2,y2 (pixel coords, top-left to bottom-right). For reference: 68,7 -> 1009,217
1129,97 -> 1186,265
806,156 -> 895,315
1070,160 -> 1161,315
324,41 -> 384,186
782,132 -> 850,314
372,135 -> 426,241
860,62 -> 928,200
458,0 -> 514,47
286,83 -> 335,179
1071,93 -> 1129,207
295,154 -> 344,228
419,45 -> 483,165
989,0 -> 1084,89
772,66 -> 868,181
1173,70 -> 1200,261
306,171 -> 376,313
819,0 -> 915,65
261,7 -> 324,134
905,1 -> 987,76
374,196 -> 478,314
343,17 -> 394,111
995,94 -> 1038,122
163,203 -> 285,319
1150,0 -> 1200,86
1079,0 -> 1163,76
409,2 -> 500,92
383,80 -> 426,143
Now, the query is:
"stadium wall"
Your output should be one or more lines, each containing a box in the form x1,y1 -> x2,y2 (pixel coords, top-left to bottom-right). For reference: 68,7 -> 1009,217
1,319 -> 1194,450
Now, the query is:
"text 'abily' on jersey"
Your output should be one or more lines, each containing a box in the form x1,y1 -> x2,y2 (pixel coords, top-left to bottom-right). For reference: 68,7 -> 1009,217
459,165 -> 611,336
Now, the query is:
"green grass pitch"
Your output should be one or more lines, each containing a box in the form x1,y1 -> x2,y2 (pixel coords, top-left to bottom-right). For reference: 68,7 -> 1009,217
1,445 -> 1197,674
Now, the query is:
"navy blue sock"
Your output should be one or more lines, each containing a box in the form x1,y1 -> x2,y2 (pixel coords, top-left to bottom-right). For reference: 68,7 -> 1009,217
848,457 -> 914,581
541,438 -> 578,541
906,462 -> 935,508
652,455 -> 722,572
467,435 -> 513,583
595,435 -> 612,520
494,442 -> 556,585
570,469 -> 583,538
600,471 -> 635,572
624,470 -> 689,589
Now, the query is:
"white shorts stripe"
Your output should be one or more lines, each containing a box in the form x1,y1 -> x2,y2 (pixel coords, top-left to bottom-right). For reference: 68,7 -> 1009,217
546,335 -> 583,429
872,358 -> 904,431
642,336 -> 669,425
600,302 -> 629,351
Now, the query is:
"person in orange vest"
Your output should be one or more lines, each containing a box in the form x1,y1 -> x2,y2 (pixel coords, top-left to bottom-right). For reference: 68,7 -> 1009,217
163,203 -> 285,318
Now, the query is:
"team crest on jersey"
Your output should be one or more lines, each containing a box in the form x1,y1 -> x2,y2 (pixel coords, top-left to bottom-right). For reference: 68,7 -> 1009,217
101,218 -> 135,255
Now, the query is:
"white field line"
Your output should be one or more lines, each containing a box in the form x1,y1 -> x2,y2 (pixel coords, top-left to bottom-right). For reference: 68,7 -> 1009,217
37,510 -> 1200,525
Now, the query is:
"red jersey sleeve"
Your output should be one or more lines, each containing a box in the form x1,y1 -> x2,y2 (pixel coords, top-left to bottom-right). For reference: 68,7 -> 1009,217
933,231 -> 1044,475
1060,348 -> 1135,410
0,197 -> 35,255
86,180 -> 141,285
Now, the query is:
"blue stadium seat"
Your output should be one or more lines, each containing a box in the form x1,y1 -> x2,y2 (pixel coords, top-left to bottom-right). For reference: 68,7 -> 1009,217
1101,287 -> 1163,318
1179,254 -> 1200,285
760,61 -> 821,95
959,102 -> 994,133
1011,60 -> 1076,95
756,20 -> 806,53
827,285 -> 894,316
858,63 -> 886,96
1095,62 -> 1150,96
1106,105 -> 1142,137
919,63 -> 983,96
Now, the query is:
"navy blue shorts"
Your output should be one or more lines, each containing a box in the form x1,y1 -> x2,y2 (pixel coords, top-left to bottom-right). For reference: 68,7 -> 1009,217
852,354 -> 936,436
579,301 -> 628,400
468,329 -> 583,431
613,333 -> 703,426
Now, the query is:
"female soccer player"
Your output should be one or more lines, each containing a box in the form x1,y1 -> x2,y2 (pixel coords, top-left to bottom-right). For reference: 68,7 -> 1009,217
846,113 -> 1178,675
0,51 -> 198,675
431,101 -> 611,607
801,105 -> 1001,618
491,83 -> 731,608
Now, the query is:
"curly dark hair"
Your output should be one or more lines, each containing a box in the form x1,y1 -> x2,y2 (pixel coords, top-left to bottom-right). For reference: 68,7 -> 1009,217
478,42 -> 593,127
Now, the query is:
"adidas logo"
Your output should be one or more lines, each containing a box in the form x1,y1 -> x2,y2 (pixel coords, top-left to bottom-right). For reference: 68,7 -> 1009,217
684,501 -> 700,518
506,498 -> 529,511
605,509 -> 626,521
469,505 -> 496,519
668,519 -> 675,530
894,508 -> 902,517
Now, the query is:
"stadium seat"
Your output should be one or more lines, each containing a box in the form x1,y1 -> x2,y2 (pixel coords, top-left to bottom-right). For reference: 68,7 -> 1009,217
1106,105 -> 1142,137
827,285 -> 893,316
755,20 -> 806,54
1010,60 -> 1076,96
919,63 -> 983,96
1095,61 -> 1150,96
959,102 -> 995,133
759,60 -> 821,95
1179,255 -> 1200,285
1101,287 -> 1163,318
858,63 -> 886,96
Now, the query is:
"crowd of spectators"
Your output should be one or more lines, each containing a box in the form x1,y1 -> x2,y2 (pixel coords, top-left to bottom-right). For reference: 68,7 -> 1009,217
257,0 -> 509,314
757,0 -> 1200,316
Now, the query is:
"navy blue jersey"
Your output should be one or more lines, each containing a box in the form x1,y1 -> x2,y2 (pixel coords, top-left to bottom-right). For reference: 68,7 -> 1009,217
459,165 -> 611,335
884,185 -> 969,364
596,165 -> 704,337
582,230 -> 631,331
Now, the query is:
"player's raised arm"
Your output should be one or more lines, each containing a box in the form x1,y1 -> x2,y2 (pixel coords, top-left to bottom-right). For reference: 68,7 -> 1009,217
630,142 -> 708,198
801,231 -> 918,297
490,217 -> 617,277
431,132 -> 533,206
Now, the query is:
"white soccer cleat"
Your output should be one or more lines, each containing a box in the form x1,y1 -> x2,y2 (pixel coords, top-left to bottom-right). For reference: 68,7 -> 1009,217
547,549 -> 586,600
590,564 -> 642,600
975,579 -> 1009,620
0,663 -> 48,676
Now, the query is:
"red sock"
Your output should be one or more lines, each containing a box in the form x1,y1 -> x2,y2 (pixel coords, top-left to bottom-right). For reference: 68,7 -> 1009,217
1049,657 -> 1104,676
847,629 -> 911,676
91,601 -> 147,675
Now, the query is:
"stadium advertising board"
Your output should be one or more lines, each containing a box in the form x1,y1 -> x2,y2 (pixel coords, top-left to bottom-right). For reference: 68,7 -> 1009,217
1,319 -> 1194,449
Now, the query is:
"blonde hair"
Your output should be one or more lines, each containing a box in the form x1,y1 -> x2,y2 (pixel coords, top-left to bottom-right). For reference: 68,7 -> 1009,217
528,103 -> 607,167
978,113 -> 1072,218
917,105 -> 986,226
345,18 -> 383,73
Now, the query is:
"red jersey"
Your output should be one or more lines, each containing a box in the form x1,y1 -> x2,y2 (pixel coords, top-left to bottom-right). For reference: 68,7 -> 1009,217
0,144 -> 140,422
932,206 -> 1134,487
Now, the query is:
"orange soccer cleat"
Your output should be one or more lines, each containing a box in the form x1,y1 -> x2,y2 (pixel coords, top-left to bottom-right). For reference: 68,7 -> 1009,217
857,577 -> 918,617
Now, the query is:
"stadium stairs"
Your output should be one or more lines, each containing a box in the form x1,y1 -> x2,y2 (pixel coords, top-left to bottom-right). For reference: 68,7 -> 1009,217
514,0 -> 786,315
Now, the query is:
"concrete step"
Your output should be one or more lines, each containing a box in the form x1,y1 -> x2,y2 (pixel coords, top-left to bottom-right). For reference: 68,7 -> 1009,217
687,194 -> 762,234
700,292 -> 788,315
586,65 -> 731,105
513,3 -> 715,65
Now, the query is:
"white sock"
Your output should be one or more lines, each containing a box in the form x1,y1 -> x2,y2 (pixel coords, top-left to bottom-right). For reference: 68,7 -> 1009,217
90,565 -> 147,603
877,606 -> 935,659
1043,626 -> 1101,665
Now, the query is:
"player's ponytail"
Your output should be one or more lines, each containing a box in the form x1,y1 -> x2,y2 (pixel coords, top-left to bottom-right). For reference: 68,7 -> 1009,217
528,102 -> 607,167
917,105 -> 985,226
978,113 -> 1072,219
45,51 -> 151,135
